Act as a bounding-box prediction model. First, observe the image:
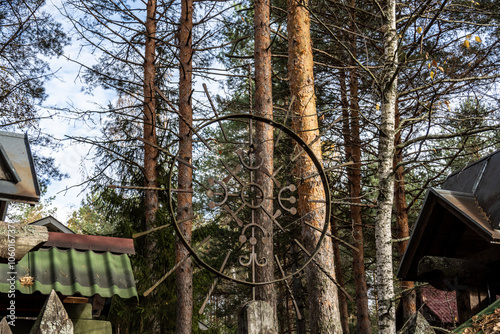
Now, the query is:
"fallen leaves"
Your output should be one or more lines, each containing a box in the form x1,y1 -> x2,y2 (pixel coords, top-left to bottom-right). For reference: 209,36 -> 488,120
462,308 -> 500,333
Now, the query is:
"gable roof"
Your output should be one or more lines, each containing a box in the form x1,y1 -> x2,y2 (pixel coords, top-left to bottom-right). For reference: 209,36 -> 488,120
29,216 -> 75,234
398,150 -> 500,282
443,150 -> 500,230
0,131 -> 40,204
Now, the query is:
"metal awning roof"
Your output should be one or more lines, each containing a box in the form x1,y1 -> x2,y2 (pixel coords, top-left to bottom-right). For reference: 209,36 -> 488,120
0,247 -> 138,299
42,232 -> 136,254
0,131 -> 40,204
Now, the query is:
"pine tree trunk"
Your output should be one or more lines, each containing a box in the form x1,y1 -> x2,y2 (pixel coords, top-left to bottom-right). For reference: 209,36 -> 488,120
346,7 -> 373,329
144,0 -> 158,249
338,69 -> 351,334
394,110 -> 417,325
287,0 -> 342,332
143,0 -> 159,331
291,243 -> 307,334
332,217 -> 350,334
375,0 -> 397,332
176,0 -> 194,332
253,0 -> 276,319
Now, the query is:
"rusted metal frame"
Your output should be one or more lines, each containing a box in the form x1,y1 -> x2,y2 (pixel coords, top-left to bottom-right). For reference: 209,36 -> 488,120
220,160 -> 245,186
293,239 -> 354,302
143,236 -> 210,297
107,184 -> 192,193
274,95 -> 295,149
302,160 -> 354,181
303,221 -> 359,252
202,83 -> 229,142
137,136 -> 196,171
275,254 -> 302,320
222,204 -> 244,227
168,114 -> 331,286
132,216 -> 195,239
156,86 -> 214,152
198,250 -> 232,315
261,206 -> 285,232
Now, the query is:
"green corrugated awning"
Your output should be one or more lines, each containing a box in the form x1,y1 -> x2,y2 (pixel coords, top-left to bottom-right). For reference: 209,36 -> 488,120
453,298 -> 500,333
0,248 -> 137,299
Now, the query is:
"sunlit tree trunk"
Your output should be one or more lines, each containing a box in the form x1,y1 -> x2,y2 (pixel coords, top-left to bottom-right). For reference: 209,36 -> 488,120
375,0 -> 397,332
176,0 -> 194,332
254,0 -> 276,320
287,0 -> 342,332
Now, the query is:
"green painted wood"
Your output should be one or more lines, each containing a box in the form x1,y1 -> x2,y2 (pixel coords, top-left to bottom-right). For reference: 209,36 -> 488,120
72,319 -> 112,334
65,304 -> 92,320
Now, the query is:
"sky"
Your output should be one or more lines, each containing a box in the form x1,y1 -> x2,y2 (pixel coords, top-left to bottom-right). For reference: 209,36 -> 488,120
35,0 -> 117,222
33,0 -> 228,222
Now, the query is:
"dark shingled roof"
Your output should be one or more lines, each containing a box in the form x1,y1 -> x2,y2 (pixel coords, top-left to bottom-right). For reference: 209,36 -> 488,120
398,150 -> 500,282
442,149 -> 500,230
421,286 -> 458,324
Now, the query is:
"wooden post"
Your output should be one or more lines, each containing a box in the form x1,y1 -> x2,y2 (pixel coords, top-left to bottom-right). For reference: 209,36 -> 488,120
0,317 -> 13,334
238,301 -> 277,334
29,290 -> 73,334
456,287 -> 489,323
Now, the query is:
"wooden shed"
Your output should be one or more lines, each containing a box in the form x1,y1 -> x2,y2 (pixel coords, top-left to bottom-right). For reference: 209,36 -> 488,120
398,150 -> 500,323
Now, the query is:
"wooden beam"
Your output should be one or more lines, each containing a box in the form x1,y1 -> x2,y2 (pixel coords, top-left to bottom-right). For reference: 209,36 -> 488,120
456,286 -> 489,324
417,256 -> 489,290
0,222 -> 48,263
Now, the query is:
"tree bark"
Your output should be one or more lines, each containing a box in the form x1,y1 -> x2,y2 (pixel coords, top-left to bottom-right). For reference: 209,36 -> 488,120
394,109 -> 417,325
143,0 -> 160,331
144,0 -> 158,247
346,6 -> 372,330
287,0 -> 342,332
291,243 -> 307,334
337,69 -> 351,334
332,215 -> 350,334
176,0 -> 194,332
375,0 -> 398,332
253,0 -> 276,319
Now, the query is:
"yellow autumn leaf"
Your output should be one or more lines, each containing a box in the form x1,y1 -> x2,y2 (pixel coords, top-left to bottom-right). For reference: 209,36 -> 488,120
475,36 -> 482,43
466,34 -> 472,39
425,52 -> 429,60
464,40 -> 470,48
375,103 -> 380,110
417,27 -> 423,34
438,66 -> 444,72
430,71 -> 435,79
428,62 -> 431,68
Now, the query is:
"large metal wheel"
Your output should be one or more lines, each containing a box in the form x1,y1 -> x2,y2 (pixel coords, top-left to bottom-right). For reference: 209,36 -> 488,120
168,114 -> 331,286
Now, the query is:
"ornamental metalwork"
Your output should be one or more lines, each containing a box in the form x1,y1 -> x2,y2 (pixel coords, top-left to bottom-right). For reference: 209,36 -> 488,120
168,114 -> 331,287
